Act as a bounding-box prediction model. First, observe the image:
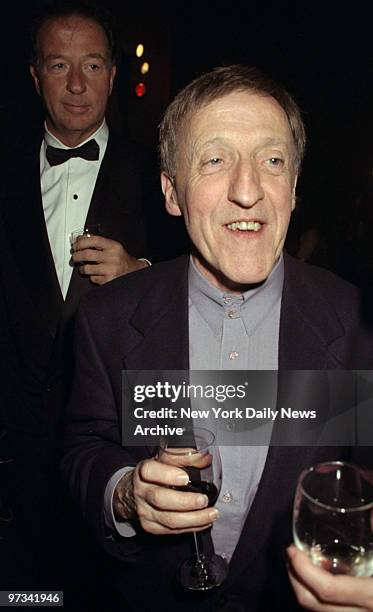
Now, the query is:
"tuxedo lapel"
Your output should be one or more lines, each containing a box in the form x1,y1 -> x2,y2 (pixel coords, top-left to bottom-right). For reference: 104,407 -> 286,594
1,144 -> 63,339
65,134 -> 147,320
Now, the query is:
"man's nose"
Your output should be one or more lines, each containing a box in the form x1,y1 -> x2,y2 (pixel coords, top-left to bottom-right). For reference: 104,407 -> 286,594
227,161 -> 264,207
66,67 -> 86,94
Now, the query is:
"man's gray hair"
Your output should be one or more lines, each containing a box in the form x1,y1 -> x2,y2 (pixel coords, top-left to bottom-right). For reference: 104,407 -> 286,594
159,64 -> 306,176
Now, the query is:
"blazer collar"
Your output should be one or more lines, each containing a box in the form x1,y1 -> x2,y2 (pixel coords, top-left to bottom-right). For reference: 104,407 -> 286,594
279,252 -> 346,369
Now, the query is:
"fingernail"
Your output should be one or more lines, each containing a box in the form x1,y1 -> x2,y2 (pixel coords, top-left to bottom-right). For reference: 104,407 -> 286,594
197,494 -> 208,508
209,508 -> 219,520
175,472 -> 189,485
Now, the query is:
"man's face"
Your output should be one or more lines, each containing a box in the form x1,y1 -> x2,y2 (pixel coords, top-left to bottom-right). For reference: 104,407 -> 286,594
162,91 -> 298,292
30,15 -> 116,147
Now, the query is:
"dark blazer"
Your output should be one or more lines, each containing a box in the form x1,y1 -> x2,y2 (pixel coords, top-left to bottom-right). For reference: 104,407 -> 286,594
62,254 -> 373,611
0,131 -> 149,595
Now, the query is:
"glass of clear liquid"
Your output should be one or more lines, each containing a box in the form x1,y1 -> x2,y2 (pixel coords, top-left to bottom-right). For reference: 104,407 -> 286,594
293,461 -> 373,576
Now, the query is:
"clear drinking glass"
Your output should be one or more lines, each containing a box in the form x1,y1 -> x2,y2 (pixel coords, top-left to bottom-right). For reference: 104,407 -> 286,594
158,427 -> 228,590
293,461 -> 373,576
70,223 -> 102,245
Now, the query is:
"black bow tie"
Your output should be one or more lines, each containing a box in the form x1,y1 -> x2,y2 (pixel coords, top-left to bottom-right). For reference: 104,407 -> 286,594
46,139 -> 99,166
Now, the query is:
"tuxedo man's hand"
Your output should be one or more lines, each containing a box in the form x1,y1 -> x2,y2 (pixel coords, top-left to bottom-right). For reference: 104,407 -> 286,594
72,235 -> 147,284
113,458 -> 219,535
287,545 -> 373,611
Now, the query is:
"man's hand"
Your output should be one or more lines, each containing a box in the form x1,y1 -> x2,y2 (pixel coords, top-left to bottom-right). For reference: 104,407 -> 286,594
287,545 -> 373,611
113,458 -> 219,535
72,235 -> 147,284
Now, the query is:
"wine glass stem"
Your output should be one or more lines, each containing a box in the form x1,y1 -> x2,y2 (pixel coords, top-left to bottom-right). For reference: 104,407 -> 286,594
193,531 -> 202,562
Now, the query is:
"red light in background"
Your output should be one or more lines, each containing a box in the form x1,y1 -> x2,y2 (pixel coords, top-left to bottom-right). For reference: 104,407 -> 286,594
135,82 -> 147,97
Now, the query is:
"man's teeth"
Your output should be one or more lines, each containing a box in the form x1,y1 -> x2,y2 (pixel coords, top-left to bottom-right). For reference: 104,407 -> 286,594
227,221 -> 262,231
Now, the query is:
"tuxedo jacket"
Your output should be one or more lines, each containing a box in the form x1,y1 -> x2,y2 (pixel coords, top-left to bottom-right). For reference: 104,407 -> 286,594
62,254 -> 373,611
0,131 -> 149,469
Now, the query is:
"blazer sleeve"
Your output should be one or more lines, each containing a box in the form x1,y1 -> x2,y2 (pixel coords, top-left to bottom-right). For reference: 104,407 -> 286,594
61,297 -> 149,560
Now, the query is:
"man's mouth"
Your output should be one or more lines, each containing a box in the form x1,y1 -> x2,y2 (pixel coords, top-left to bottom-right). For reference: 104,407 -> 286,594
63,103 -> 90,113
226,221 -> 262,232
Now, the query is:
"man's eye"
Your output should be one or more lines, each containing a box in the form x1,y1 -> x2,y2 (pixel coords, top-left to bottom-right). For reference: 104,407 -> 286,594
88,64 -> 101,71
206,157 -> 222,165
267,157 -> 283,166
52,63 -> 65,70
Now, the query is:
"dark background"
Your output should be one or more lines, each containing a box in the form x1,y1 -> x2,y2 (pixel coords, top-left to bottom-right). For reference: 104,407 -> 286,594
1,0 -> 372,274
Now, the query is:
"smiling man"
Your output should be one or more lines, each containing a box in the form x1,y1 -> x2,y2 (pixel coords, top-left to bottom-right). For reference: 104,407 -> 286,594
63,66 -> 373,611
161,88 -> 298,290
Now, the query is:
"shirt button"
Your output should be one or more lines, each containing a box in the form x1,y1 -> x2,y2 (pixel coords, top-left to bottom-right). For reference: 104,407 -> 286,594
228,310 -> 236,318
229,351 -> 239,360
73,194 -> 78,200
222,492 -> 233,503
223,296 -> 232,304
226,422 -> 235,432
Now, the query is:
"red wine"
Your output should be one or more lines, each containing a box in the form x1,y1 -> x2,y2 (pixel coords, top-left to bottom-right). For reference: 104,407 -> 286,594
175,481 -> 219,507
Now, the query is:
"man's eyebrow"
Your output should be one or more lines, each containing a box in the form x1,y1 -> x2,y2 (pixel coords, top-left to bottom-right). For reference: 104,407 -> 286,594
44,53 -> 108,61
259,137 -> 291,148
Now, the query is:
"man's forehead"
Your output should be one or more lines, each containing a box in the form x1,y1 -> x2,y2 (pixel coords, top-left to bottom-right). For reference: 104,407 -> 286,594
181,90 -> 293,145
37,15 -> 108,48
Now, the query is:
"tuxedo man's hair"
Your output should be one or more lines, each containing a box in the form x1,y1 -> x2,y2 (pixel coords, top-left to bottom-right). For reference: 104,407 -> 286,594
30,1 -> 118,67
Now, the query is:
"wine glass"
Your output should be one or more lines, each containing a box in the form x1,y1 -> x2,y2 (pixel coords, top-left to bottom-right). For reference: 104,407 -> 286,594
158,427 -> 228,590
293,461 -> 373,576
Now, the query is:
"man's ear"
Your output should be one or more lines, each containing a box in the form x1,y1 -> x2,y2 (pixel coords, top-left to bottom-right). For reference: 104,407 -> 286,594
30,65 -> 41,96
161,172 -> 182,217
291,174 -> 298,211
109,65 -> 116,95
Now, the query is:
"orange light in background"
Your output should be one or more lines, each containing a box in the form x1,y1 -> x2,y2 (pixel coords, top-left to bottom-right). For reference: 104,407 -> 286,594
135,82 -> 146,97
136,44 -> 144,58
140,62 -> 150,75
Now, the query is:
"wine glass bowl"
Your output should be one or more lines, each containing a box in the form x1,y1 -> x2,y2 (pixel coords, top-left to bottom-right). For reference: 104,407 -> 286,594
158,427 -> 228,590
293,461 -> 373,576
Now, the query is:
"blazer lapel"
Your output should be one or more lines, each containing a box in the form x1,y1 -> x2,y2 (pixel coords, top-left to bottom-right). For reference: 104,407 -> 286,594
225,253 -> 349,588
122,256 -> 190,372
2,143 -> 63,338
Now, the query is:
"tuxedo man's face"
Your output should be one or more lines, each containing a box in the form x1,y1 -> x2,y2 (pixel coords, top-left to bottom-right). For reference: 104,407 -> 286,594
30,14 -> 116,148
162,91 -> 298,293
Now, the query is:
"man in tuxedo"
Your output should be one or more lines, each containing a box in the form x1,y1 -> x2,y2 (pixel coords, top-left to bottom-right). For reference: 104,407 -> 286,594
62,65 -> 373,611
0,1 -> 149,602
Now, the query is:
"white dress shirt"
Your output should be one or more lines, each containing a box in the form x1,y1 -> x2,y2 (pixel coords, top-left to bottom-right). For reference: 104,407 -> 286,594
40,121 -> 109,299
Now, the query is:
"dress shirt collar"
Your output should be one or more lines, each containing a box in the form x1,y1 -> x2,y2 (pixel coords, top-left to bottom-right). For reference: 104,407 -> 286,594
43,119 -> 109,166
188,253 -> 284,337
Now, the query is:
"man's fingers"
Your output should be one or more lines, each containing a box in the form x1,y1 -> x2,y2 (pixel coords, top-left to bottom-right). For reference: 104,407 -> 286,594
138,457 -> 189,487
288,546 -> 373,610
144,483 -> 208,512
133,458 -> 220,535
137,498 -> 218,534
73,235 -> 111,250
79,263 -> 106,276
288,570 -> 361,612
72,249 -> 103,264
138,517 -> 213,536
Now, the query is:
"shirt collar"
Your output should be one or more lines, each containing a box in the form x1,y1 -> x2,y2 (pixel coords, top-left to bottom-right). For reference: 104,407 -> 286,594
188,254 -> 284,337
43,119 -> 109,164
